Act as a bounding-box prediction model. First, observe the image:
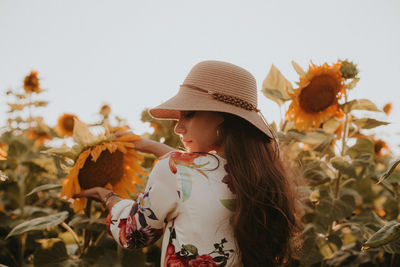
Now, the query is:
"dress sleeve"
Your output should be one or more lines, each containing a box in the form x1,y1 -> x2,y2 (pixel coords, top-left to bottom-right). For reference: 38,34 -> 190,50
105,157 -> 180,249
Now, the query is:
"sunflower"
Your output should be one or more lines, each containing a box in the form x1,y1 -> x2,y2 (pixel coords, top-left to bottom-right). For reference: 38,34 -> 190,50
383,103 -> 392,116
339,60 -> 359,79
100,105 -> 111,116
24,71 -> 42,94
55,113 -> 78,137
353,134 -> 390,157
26,128 -> 53,146
60,133 -> 146,212
150,122 -> 162,134
373,138 -> 390,157
286,62 -> 346,131
0,145 -> 6,161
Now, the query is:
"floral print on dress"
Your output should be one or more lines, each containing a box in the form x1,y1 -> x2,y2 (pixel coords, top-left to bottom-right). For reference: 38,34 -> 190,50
165,222 -> 234,267
169,151 -> 210,178
107,187 -> 163,249
107,153 -> 239,266
169,151 -> 218,201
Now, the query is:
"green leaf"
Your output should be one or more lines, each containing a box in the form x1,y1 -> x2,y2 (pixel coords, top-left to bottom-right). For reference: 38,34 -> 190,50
363,221 -> 400,250
119,247 -> 147,267
303,163 -> 331,186
330,157 -> 356,177
72,119 -> 96,146
314,136 -> 335,154
43,145 -> 77,160
345,77 -> 360,90
7,138 -> 29,158
299,132 -> 333,146
377,159 -> 400,184
342,99 -> 381,113
24,156 -> 58,175
352,118 -> 389,129
270,121 -> 278,133
291,60 -> 306,76
262,88 -> 284,99
7,103 -> 28,112
26,184 -> 62,197
322,117 -> 342,134
183,244 -> 198,255
325,250 -> 371,266
219,199 -> 236,212
351,211 -> 385,228
33,241 -> 69,267
300,226 -> 324,266
283,130 -> 332,146
383,240 -> 400,254
261,64 -> 293,106
33,101 -> 49,107
6,211 -> 69,238
315,189 -> 355,227
346,138 -> 374,158
69,214 -> 106,232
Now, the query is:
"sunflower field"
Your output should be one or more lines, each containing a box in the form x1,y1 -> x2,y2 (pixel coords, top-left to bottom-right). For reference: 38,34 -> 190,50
1,60 -> 400,267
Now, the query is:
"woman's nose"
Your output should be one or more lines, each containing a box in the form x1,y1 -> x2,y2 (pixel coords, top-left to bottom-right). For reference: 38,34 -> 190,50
174,120 -> 186,135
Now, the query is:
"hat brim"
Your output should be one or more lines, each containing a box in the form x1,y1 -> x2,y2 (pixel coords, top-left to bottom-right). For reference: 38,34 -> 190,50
149,86 -> 275,138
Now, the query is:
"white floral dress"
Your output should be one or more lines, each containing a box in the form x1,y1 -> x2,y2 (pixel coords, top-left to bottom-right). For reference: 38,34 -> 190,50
106,151 -> 240,267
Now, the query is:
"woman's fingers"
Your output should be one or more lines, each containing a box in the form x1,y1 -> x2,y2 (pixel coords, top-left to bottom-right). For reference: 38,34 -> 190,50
114,131 -> 134,138
73,187 -> 101,200
72,187 -> 115,204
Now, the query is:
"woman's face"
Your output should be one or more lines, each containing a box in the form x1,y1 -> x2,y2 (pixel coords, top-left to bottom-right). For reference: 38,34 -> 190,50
174,111 -> 224,153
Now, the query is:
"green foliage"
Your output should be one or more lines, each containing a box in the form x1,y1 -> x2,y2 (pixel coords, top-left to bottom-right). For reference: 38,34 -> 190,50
1,63 -> 399,266
0,73 -> 163,266
269,61 -> 400,266
6,212 -> 69,238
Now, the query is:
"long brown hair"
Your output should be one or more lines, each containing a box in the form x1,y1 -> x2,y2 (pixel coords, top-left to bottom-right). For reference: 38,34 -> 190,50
219,113 -> 300,266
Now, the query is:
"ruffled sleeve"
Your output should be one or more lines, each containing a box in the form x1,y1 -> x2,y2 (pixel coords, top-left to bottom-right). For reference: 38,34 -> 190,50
106,157 -> 180,249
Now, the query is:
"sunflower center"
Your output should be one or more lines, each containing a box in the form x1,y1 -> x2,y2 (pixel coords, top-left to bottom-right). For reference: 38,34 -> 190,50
25,77 -> 38,87
374,140 -> 385,154
299,75 -> 338,113
78,150 -> 124,189
63,117 -> 75,132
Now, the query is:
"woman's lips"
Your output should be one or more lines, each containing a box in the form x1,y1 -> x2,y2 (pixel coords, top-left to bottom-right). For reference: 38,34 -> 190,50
182,139 -> 192,145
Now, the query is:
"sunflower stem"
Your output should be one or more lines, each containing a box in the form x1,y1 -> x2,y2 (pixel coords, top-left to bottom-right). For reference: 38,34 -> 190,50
390,253 -> 396,267
93,230 -> 106,247
334,94 -> 349,200
19,232 -> 27,266
61,222 -> 82,255
28,93 -> 32,129
83,199 -> 92,253
329,94 -> 350,239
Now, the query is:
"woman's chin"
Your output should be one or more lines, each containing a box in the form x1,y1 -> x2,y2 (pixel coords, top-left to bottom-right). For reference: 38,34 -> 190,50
184,145 -> 193,152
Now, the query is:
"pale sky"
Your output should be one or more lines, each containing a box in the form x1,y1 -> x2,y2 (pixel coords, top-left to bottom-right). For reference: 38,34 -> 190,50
1,0 -> 399,151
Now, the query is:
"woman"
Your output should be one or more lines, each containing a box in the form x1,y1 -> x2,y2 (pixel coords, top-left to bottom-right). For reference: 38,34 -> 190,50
75,60 -> 300,266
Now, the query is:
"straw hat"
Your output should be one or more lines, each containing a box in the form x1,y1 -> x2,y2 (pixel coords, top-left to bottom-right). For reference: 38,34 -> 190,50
149,60 -> 275,138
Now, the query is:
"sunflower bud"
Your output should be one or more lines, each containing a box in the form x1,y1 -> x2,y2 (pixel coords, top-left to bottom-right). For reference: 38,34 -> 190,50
24,71 -> 43,94
383,103 -> 392,115
100,105 -> 111,116
55,113 -> 78,137
339,60 -> 359,79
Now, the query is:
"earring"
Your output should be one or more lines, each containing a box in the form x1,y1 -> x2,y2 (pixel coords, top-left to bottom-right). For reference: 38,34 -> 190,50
216,129 -> 220,137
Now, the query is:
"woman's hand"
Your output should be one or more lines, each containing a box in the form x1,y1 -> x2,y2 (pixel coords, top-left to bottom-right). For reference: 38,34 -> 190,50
73,187 -> 121,210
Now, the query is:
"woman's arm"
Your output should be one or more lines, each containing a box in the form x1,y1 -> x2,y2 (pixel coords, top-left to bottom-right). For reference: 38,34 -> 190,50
115,132 -> 176,158
133,139 -> 175,158
73,158 -> 180,249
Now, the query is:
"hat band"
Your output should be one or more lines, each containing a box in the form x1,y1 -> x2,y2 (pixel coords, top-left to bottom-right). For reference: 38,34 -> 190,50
181,84 -> 259,112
